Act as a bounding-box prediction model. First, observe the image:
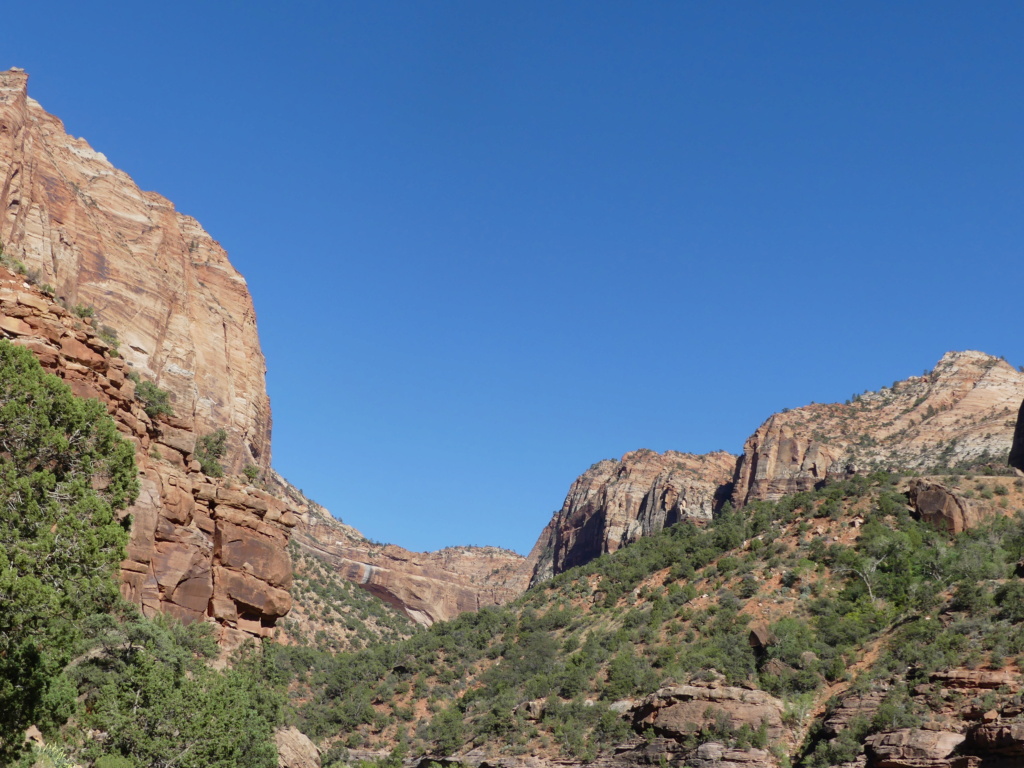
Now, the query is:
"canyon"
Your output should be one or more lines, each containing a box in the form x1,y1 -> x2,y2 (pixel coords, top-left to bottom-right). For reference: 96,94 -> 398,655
5,67 -> 1024,634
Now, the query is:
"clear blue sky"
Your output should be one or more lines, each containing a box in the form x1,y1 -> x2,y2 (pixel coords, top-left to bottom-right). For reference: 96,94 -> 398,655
6,3 -> 1021,554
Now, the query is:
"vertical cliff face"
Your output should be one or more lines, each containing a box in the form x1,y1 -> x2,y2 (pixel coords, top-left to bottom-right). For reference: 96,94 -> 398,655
523,450 -> 737,586
0,69 -> 270,473
732,351 -> 1024,506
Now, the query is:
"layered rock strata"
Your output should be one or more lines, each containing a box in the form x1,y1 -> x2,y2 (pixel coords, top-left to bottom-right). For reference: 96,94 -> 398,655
0,68 -> 270,473
523,449 -> 736,585
288,491 -> 528,625
733,351 -> 1024,506
0,266 -> 295,640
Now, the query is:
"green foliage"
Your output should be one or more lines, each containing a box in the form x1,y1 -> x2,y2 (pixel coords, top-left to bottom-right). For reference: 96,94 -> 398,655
70,612 -> 281,768
98,324 -> 120,356
196,428 -> 228,477
73,303 -> 95,318
134,378 -> 174,419
243,464 -> 261,483
0,340 -> 139,760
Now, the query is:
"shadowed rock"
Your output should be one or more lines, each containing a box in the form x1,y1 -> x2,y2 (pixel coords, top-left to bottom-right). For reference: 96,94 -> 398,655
1009,398 -> 1024,474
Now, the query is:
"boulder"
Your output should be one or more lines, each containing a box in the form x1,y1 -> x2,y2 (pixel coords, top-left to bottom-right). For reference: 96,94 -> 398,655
275,727 -> 321,768
864,728 -> 964,767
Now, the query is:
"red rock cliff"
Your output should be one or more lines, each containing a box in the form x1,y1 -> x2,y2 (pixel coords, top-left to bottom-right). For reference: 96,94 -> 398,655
523,449 -> 737,586
0,68 -> 270,473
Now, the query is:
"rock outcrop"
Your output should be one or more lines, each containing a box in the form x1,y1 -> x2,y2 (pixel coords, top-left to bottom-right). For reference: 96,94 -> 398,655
288,493 -> 528,625
275,727 -> 321,768
1010,398 -> 1024,474
523,449 -> 736,585
0,265 -> 295,641
863,729 -> 965,768
0,68 -> 270,473
733,351 -> 1024,506
632,684 -> 786,742
907,480 -> 983,534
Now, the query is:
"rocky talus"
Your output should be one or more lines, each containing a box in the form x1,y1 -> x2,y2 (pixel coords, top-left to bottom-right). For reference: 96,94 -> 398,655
285,491 -> 528,625
733,351 -> 1024,506
0,265 -> 295,643
0,68 -> 270,473
523,449 -> 737,585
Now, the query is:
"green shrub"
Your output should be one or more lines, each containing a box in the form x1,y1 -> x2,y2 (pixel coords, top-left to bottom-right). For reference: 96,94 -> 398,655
196,429 -> 228,477
133,378 -> 174,419
73,303 -> 95,319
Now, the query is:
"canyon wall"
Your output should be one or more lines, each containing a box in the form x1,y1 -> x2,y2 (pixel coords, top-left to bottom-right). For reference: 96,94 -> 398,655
523,449 -> 737,586
0,68 -> 270,474
733,351 -> 1024,505
286,490 -> 528,625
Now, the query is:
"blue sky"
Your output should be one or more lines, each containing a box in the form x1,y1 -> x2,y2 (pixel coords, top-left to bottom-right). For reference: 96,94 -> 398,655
5,3 -> 1021,554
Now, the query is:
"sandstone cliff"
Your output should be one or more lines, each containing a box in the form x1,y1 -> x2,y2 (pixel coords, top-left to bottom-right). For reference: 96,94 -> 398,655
0,258 -> 294,644
733,351 -> 1024,506
283,487 -> 528,625
0,68 -> 270,473
523,449 -> 737,586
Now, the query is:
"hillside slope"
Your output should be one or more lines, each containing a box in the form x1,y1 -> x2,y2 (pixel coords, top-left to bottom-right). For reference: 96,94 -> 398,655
282,468 -> 1024,768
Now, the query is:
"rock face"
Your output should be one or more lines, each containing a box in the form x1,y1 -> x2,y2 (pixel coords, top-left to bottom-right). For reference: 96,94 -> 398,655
907,480 -> 983,534
632,684 -> 786,743
289,494 -> 528,625
733,351 -> 1024,506
0,265 -> 295,641
863,729 -> 965,768
1010,398 -> 1024,474
523,449 -> 736,585
0,68 -> 270,473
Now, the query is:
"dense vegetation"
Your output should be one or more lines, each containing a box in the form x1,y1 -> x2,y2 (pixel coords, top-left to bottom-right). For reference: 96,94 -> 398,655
0,341 -> 283,766
263,471 -> 1024,767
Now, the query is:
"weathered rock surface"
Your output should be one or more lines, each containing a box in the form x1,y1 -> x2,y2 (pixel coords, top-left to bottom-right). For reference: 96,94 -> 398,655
733,351 -> 1024,506
907,480 -> 983,534
0,265 -> 294,639
275,726 -> 321,768
287,489 -> 528,625
0,68 -> 270,473
632,684 -> 786,742
863,729 -> 964,768
968,722 -> 1024,756
523,449 -> 736,585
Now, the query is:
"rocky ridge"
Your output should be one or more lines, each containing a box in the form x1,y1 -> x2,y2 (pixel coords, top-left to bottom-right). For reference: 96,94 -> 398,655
523,449 -> 736,586
288,494 -> 528,625
523,353 -> 1023,585
0,68 -> 270,474
733,351 -> 1024,506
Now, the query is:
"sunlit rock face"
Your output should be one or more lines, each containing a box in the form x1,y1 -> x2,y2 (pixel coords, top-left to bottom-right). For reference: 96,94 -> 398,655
523,449 -> 738,586
733,351 -> 1024,506
288,493 -> 529,626
0,68 -> 271,474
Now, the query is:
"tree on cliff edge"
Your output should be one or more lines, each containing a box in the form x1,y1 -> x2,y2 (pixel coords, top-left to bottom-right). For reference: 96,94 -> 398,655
0,340 -> 138,759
